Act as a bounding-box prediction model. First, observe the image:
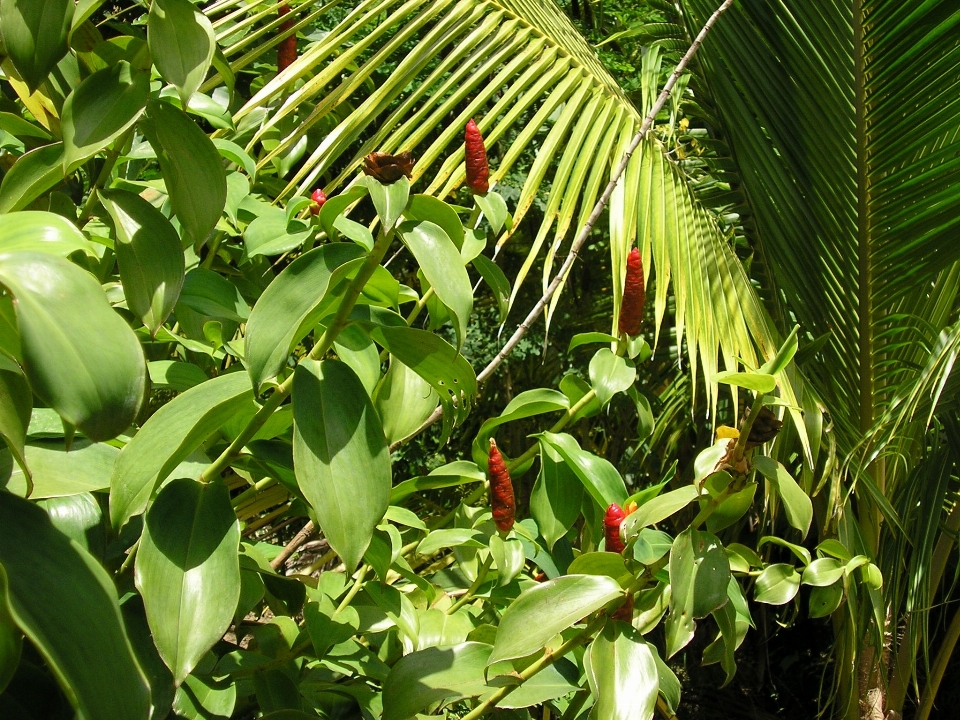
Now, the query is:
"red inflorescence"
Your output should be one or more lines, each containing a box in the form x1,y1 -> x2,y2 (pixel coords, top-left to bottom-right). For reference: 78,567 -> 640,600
310,188 -> 327,215
488,439 -> 515,533
604,503 -> 626,554
464,119 -> 489,195
618,247 -> 645,337
277,4 -> 298,72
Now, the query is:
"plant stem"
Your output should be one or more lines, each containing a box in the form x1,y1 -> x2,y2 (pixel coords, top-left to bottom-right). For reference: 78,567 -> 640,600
335,564 -> 368,616
447,555 -> 493,614
119,538 -> 140,574
79,129 -> 133,223
915,600 -> 960,720
203,227 -> 395,487
508,388 -> 598,471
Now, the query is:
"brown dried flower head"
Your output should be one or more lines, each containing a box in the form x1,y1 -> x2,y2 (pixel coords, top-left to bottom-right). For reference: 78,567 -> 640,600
362,151 -> 415,184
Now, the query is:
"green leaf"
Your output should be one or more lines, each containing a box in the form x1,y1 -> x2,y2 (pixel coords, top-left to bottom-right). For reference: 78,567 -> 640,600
0,251 -> 146,441
754,564 -> 801,605
0,0 -> 73,92
759,325 -> 799,375
584,623 -> 658,720
0,567 -> 21,694
398,220 -> 473,350
136,478 -> 240,684
498,659 -> 579,709
416,528 -> 486,556
535,431 -> 627,509
142,99 -> 226,245
38,492 -> 104,558
474,191 -> 508,235
568,332 -> 619,353
808,582 -> 843,618
293,359 -> 391,571
110,372 -> 253,529
667,528 -> 730,657
390,461 -> 484,504
147,0 -> 215,106
489,535 -> 525,586
404,194 -> 465,250
2,439 -> 117,498
0,492 -> 150,719
473,389 -> 569,467
801,557 -> 844,587
705,482 -> 757,534
712,371 -> 777,394
101,188 -> 184,335
632,529 -> 673,565
472,253 -> 510,323
623,486 -> 699,535
245,243 -> 364,391
753,456 -> 812,538
333,215 -> 374,251
0,210 -> 95,257
365,175 -> 409,230
488,574 -> 622,665
333,324 -> 380,397
178,267 -> 248,322
173,672 -> 236,719
530,438 -> 583,550
588,348 -> 636,406
374,357 -> 439,445
61,62 -> 148,172
0,142 -> 65,214
382,642 -> 492,720
243,205 -> 312,258
567,551 -> 629,579
0,366 -> 30,481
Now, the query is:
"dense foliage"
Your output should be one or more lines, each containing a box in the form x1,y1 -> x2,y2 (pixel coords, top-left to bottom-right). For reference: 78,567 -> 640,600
0,2 -> 957,720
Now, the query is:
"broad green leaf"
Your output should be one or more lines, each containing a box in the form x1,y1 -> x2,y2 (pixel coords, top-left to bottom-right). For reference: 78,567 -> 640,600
712,371 -> 776,393
588,348 -> 636,405
365,175 -> 409,230
758,535 -> 811,566
318,184 -> 368,238
560,373 -> 602,421
472,253 -> 510,322
141,99 -> 226,245
0,492 -> 150,719
398,220 -> 472,350
147,0 -> 215,106
390,461 -> 484,504
623,486 -> 699,535
567,552 -> 629,579
0,366 -> 30,480
703,599 -> 739,685
404,194 -> 465,249
61,62 -> 148,172
148,360 -> 208,391
245,243 -> 364,391
178,267 -> 248,322
754,564 -> 801,605
382,642 -> 492,720
535,432 -> 627,509
801,557 -> 844,587
754,456 -> 812,538
653,643 -> 681,714
474,191 -> 508,235
367,583 -> 420,649
2,439 -> 117,498
569,332 -> 619,353
667,528 -> 730,657
101,188 -> 184,335
759,325 -> 799,376
243,205 -> 312,258
488,574 -> 622,665
809,583 -> 844,618
631,528 -> 673,565
293,359 -> 391,571
416,528 -> 486,556
415,606 -> 473,648
38,492 -> 103,558
110,372 -> 252,529
0,567 -> 21,694
374,357 -> 438,445
0,0 -> 73,91
333,324 -> 381,397
704,482 -> 757,534
0,210 -> 94,257
497,659 -> 580,709
333,215 -> 374,251
0,111 -> 51,140
584,623 -> 658,720
473,389 -> 570,467
0,142 -> 65,214
136,478 -> 240,684
530,438 -> 583,550
0,251 -> 145,441
172,673 -> 236,719
489,535 -> 525,586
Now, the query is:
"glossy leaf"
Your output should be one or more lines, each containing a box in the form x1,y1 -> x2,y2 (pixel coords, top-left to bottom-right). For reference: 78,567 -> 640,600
365,175 -> 409,230
667,528 -> 730,657
0,566 -> 22,694
142,99 -> 226,245
61,62 -> 148,172
293,359 -> 391,571
535,431 -> 628,509
0,0 -> 73,91
488,574 -> 622,665
589,348 -> 636,406
754,456 -> 812,538
0,143 -> 65,214
801,557 -> 844,588
712,371 -> 777,393
374,357 -> 438,444
754,564 -> 801,605
178,267 -> 248,323
382,642 -> 492,720
585,623 -> 658,720
136,478 -> 240,684
0,366 -> 30,480
245,243 -> 364,391
2,439 -> 117,498
0,210 -> 94,257
567,552 -> 629,579
110,372 -> 252,529
101,188 -> 185,335
473,389 -> 569,467
147,0 -> 215,106
472,253 -> 510,322
398,220 -> 472,349
489,535 -> 525,586
623,487 -> 699,536
404,194 -> 464,249
38,492 -> 103,558
809,582 -> 844,618
0,251 -> 146,441
333,324 -> 380,397
530,438 -> 584,550
0,492 -> 150,719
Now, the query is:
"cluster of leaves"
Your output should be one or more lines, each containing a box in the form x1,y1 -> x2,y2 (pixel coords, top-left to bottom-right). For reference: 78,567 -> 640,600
0,1 -> 893,720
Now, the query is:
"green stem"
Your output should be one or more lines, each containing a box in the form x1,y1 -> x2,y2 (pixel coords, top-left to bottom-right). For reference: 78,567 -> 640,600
508,388 -> 597,471
335,565 -> 369,616
730,392 -> 765,465
460,613 -> 608,720
916,600 -> 960,720
119,538 -> 140,574
447,555 -> 493,614
79,129 -> 133,223
199,228 -> 395,483
201,231 -> 226,269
